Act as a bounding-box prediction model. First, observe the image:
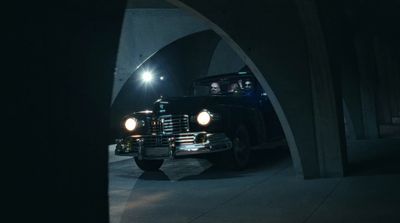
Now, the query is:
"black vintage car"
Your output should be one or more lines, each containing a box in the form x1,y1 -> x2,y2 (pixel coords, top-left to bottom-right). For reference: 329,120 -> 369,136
115,72 -> 285,171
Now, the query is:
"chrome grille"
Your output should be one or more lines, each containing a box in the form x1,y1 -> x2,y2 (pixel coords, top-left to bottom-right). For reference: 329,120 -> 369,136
131,135 -> 169,152
141,135 -> 170,147
152,115 -> 189,135
175,133 -> 195,145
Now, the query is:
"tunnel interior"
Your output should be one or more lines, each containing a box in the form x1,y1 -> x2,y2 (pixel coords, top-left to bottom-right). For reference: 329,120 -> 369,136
108,1 -> 400,220
111,0 -> 400,179
17,0 -> 400,223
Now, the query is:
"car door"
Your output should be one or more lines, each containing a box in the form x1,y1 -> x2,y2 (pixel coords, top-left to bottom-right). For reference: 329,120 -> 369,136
256,85 -> 283,141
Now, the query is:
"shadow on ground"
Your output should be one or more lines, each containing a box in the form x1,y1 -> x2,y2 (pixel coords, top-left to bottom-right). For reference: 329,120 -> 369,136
137,148 -> 291,181
347,139 -> 400,177
138,170 -> 171,181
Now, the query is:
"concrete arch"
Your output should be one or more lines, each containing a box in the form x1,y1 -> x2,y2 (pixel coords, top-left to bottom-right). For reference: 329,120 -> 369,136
167,0 -> 306,177
167,0 -> 347,178
112,8 -> 210,103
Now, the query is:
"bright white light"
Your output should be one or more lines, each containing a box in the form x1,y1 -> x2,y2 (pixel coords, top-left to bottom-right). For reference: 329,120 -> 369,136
197,111 -> 211,126
160,76 -> 164,80
141,71 -> 154,83
124,118 -> 137,131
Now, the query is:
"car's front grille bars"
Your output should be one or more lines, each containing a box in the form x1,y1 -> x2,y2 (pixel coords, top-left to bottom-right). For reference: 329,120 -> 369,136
130,133 -> 195,151
151,114 -> 190,135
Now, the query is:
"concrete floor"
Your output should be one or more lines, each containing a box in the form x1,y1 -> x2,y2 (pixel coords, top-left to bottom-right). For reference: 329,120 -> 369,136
109,139 -> 400,223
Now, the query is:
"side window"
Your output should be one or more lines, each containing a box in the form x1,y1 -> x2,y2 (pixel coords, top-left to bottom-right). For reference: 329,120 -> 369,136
193,85 -> 209,96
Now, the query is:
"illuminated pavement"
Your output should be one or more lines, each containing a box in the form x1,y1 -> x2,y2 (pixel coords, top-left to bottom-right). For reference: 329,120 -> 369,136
109,141 -> 400,223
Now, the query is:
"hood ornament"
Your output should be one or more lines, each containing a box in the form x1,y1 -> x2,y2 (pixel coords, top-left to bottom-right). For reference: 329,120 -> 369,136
159,101 -> 168,113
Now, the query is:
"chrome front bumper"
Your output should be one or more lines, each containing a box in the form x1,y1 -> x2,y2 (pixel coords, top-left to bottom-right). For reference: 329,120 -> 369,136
115,132 -> 232,160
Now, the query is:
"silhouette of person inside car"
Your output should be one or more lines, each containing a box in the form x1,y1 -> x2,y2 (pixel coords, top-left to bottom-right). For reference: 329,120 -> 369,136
244,80 -> 253,90
228,82 -> 240,93
210,82 -> 221,94
242,80 -> 254,96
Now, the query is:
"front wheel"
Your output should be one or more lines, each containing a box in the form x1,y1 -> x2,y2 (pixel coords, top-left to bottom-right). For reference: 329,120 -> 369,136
224,125 -> 251,170
134,158 -> 164,171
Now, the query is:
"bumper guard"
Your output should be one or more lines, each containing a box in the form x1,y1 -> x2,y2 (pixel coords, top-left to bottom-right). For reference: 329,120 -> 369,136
115,132 -> 232,160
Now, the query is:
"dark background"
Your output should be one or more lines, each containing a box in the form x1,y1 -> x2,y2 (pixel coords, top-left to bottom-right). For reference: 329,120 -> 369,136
6,1 -> 127,222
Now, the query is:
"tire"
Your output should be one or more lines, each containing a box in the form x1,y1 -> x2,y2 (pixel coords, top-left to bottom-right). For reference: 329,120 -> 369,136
224,125 -> 251,170
134,158 -> 164,171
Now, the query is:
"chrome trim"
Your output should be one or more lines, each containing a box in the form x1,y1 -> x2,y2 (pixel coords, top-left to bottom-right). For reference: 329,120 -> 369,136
137,138 -> 144,160
115,132 -> 232,159
174,132 -> 232,156
151,114 -> 189,135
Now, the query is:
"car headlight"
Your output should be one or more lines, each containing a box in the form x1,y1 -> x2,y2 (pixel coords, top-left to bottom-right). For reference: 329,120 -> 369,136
124,117 -> 138,131
197,110 -> 211,126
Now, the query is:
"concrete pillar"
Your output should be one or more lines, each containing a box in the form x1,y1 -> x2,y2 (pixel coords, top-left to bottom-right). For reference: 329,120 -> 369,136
387,48 -> 400,119
296,0 -> 347,177
393,54 -> 400,116
342,100 -> 357,140
374,37 -> 393,124
354,34 -> 379,138
169,0 -> 347,178
340,39 -> 365,139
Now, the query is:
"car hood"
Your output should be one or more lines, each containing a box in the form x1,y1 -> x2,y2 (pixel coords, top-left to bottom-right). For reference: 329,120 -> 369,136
152,95 -> 245,116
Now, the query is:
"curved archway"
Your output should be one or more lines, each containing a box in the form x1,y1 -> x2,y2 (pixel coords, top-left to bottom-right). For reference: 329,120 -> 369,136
166,0 -> 305,176
112,7 -> 210,102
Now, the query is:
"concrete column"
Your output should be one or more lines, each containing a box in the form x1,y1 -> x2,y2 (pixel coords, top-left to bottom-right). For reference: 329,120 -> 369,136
374,37 -> 393,124
342,100 -> 357,140
354,34 -> 379,138
393,54 -> 400,116
387,49 -> 400,119
296,0 -> 347,177
340,39 -> 366,140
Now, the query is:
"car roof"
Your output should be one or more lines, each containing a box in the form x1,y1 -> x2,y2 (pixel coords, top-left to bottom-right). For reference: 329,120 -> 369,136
193,71 -> 254,85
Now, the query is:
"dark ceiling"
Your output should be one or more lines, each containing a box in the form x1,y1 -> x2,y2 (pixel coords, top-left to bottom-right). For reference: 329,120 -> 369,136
126,0 -> 176,9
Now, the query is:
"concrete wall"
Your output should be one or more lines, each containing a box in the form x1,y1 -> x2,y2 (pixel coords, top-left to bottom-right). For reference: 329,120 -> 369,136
112,8 -> 209,102
207,40 -> 245,75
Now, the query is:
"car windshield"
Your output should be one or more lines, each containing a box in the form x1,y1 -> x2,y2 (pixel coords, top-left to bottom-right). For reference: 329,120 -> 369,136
193,76 -> 256,96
